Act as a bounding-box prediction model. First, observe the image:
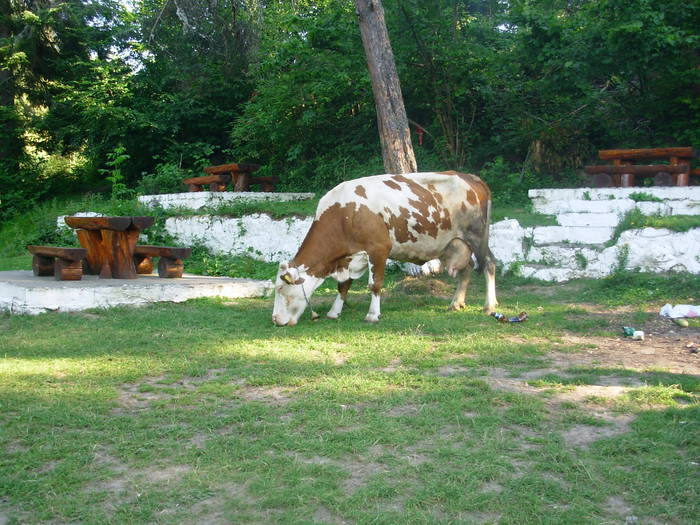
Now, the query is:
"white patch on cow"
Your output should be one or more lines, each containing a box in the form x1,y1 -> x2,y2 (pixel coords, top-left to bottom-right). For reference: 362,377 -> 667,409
330,251 -> 369,282
365,293 -> 381,323
326,294 -> 344,319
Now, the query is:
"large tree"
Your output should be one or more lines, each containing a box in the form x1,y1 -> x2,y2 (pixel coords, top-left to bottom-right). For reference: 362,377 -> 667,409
353,0 -> 416,174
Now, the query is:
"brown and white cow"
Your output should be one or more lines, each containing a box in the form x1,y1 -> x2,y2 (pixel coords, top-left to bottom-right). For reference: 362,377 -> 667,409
272,171 -> 497,326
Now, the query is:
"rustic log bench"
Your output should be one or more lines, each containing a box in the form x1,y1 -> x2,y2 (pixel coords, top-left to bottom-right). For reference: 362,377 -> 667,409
183,162 -> 278,192
133,245 -> 193,278
584,147 -> 698,187
27,246 -> 87,281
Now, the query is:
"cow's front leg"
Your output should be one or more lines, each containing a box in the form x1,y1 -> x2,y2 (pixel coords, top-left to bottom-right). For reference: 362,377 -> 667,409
449,263 -> 473,311
327,279 -> 353,319
365,255 -> 387,323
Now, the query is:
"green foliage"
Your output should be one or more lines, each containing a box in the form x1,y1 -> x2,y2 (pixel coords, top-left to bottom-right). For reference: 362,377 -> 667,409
477,157 -> 582,207
136,163 -> 189,195
628,192 -> 663,203
198,198 -> 320,220
100,146 -> 133,200
185,242 -> 278,280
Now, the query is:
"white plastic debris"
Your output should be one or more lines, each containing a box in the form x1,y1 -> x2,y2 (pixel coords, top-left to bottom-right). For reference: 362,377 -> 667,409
659,304 -> 700,319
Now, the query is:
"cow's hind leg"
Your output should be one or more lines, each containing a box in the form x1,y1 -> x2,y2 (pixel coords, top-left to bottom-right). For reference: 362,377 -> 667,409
482,250 -> 497,314
327,279 -> 353,319
449,262 -> 474,311
365,252 -> 389,323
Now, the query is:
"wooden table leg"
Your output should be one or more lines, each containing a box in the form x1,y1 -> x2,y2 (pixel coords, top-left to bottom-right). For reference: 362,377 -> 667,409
76,229 -> 107,275
233,171 -> 250,191
102,228 -> 140,279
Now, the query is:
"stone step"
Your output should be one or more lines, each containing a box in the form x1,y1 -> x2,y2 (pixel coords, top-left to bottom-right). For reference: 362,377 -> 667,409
556,213 -> 620,228
533,199 -> 698,216
531,226 -> 615,245
529,187 -> 700,202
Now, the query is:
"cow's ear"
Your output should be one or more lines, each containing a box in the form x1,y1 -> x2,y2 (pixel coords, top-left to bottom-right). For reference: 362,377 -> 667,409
281,272 -> 294,285
279,262 -> 289,272
294,277 -> 305,285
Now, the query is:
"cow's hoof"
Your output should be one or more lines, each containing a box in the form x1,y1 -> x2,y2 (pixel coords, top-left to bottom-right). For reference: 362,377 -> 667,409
449,302 -> 466,311
483,305 -> 496,314
326,312 -> 339,319
364,315 -> 380,323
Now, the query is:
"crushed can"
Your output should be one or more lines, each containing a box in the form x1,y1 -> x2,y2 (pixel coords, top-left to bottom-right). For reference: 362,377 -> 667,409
491,311 -> 528,323
491,312 -> 507,322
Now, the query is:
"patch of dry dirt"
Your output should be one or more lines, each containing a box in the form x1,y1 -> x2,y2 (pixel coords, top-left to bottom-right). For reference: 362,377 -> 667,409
555,329 -> 700,375
112,369 -> 234,414
286,445 -> 392,495
562,414 -> 635,448
235,386 -> 296,405
313,506 -> 349,525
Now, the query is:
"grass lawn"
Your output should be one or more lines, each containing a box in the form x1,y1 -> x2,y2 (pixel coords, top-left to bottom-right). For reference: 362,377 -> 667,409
1,270 -> 699,524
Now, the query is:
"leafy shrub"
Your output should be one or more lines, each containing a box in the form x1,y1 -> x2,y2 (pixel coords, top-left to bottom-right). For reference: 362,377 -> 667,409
476,157 -> 582,207
628,192 -> 663,203
136,163 -> 189,195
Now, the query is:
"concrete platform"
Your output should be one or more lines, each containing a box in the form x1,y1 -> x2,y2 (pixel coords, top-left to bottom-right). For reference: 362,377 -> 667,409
0,271 -> 274,315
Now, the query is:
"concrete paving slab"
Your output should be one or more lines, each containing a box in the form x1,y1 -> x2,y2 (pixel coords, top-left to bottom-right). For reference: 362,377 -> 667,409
0,271 -> 274,315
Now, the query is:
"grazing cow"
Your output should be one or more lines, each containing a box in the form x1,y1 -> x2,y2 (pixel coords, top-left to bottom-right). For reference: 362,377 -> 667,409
272,171 -> 497,326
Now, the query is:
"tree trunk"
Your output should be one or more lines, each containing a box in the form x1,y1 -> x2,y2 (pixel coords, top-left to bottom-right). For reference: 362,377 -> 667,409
353,0 -> 417,174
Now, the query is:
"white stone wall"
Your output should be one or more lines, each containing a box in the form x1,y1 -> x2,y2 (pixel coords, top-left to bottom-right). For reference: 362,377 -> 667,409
138,191 -> 315,211
165,214 -> 314,262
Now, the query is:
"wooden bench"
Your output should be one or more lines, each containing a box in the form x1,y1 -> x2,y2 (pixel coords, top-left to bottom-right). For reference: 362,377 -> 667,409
132,245 -> 193,278
584,147 -> 698,187
183,162 -> 278,192
27,246 -> 87,281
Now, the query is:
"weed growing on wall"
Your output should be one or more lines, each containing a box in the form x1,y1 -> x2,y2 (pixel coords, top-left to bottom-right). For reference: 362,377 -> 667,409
628,192 -> 663,203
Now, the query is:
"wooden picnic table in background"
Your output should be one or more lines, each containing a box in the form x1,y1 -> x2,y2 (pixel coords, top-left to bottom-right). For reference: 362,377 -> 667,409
182,162 -> 279,192
64,216 -> 154,279
584,147 -> 698,187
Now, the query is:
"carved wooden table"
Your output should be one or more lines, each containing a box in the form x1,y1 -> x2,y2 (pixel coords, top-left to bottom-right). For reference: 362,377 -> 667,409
64,216 -> 155,279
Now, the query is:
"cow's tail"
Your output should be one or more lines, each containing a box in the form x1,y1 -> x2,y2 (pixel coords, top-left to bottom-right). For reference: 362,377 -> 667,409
474,199 -> 493,274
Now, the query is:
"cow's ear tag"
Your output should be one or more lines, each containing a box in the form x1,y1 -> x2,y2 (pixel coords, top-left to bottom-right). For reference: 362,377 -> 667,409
281,273 -> 294,285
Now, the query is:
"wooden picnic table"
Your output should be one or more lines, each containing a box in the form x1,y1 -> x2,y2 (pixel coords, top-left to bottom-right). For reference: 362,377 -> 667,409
584,147 -> 698,187
64,216 -> 154,279
183,162 -> 279,192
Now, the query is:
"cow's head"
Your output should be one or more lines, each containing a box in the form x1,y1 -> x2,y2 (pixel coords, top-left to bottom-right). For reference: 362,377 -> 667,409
272,262 -> 322,326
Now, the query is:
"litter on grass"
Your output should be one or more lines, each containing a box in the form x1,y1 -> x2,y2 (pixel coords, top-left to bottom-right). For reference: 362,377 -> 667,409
491,311 -> 528,323
659,304 -> 700,319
